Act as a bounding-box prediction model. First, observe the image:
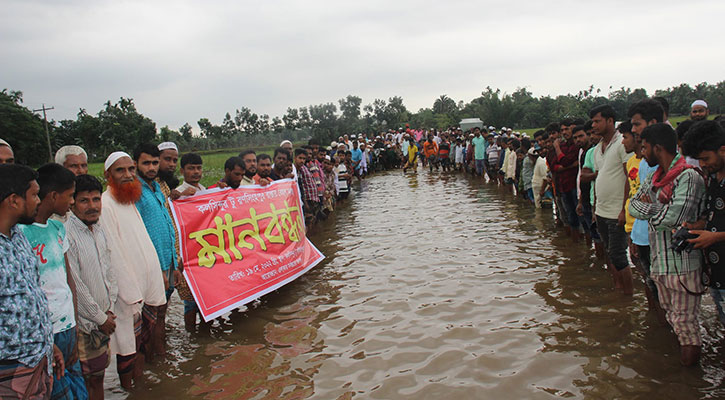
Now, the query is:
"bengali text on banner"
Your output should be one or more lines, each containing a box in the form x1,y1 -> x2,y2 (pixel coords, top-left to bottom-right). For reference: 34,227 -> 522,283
169,179 -> 324,321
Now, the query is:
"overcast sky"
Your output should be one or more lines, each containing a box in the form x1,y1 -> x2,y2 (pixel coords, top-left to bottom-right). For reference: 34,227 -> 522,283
3,0 -> 723,130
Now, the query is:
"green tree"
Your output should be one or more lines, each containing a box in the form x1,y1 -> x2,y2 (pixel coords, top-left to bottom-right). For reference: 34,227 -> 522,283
0,89 -> 50,165
97,98 -> 157,153
180,123 -> 193,141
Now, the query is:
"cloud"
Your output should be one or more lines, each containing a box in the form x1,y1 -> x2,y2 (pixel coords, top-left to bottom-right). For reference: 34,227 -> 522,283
2,0 -> 723,129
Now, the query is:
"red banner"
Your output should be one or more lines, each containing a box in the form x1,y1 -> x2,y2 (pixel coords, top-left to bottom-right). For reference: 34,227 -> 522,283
169,179 -> 324,321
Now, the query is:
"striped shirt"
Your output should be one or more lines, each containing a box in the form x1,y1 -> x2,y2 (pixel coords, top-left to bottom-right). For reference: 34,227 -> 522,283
629,154 -> 706,276
65,213 -> 118,334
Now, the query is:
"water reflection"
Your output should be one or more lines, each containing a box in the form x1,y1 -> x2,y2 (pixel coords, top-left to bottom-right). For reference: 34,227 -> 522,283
113,170 -> 725,399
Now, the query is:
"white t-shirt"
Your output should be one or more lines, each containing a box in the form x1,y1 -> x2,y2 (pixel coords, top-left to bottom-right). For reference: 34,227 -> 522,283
531,157 -> 548,188
593,132 -> 632,219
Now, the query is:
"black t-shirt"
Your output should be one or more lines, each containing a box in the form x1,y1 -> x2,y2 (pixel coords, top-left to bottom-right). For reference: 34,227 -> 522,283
705,175 -> 725,288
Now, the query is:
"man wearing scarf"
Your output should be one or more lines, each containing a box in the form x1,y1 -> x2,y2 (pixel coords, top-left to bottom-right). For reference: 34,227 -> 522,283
99,152 -> 166,388
629,123 -> 706,366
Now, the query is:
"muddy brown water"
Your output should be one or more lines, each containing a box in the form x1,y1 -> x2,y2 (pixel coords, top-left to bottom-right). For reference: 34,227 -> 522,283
107,170 -> 725,399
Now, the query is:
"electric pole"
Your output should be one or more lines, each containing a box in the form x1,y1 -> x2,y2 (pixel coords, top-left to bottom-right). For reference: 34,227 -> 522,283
32,104 -> 54,162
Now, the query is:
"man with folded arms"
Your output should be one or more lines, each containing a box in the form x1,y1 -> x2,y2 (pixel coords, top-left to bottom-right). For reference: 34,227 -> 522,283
65,174 -> 118,399
629,123 -> 706,366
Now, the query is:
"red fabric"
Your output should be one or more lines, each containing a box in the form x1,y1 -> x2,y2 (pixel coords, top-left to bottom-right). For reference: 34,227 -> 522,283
651,156 -> 692,203
552,140 -> 579,193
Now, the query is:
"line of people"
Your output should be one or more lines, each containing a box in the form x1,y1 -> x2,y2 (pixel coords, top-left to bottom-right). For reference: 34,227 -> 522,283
0,136 -> 374,399
372,99 -> 723,368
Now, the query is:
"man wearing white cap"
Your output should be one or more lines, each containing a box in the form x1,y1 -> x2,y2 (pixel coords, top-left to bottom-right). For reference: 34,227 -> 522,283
279,140 -> 298,181
690,100 -> 709,122
157,142 -> 180,199
99,151 -> 166,388
0,139 -> 14,164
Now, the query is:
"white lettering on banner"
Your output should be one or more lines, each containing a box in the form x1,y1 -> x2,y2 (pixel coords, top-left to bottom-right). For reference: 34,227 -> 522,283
226,247 -> 305,282
196,199 -> 230,214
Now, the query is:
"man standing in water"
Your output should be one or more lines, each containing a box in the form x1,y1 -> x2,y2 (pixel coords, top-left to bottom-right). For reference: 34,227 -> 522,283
472,129 -> 486,177
629,123 -> 706,366
628,99 -> 666,317
0,164 -> 56,399
682,121 -> 725,330
65,174 -> 118,400
19,164 -> 88,399
590,104 -> 634,295
133,144 -> 178,359
100,152 -> 166,388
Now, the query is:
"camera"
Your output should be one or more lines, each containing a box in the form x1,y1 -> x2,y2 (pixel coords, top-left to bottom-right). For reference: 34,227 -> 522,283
670,226 -> 697,253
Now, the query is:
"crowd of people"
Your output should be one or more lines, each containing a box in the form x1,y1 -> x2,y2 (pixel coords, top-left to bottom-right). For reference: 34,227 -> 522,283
0,136 -> 370,399
341,98 -> 722,369
0,97 -> 723,398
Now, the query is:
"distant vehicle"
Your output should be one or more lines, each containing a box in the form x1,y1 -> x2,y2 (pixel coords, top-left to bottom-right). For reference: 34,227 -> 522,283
459,118 -> 483,132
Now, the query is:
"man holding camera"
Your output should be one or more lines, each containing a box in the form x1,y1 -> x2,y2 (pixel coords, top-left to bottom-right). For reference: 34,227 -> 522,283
629,123 -> 706,366
681,121 -> 725,329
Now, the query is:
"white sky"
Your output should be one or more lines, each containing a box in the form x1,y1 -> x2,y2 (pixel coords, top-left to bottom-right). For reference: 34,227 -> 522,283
2,0 -> 723,130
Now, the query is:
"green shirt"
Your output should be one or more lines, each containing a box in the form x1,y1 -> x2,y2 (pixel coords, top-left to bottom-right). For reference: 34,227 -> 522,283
472,136 -> 486,160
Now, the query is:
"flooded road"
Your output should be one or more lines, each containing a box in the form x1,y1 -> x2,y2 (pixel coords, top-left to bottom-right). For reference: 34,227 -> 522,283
114,170 -> 725,399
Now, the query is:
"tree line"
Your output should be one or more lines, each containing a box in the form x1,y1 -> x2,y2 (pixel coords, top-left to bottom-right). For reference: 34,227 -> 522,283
1,81 -> 722,165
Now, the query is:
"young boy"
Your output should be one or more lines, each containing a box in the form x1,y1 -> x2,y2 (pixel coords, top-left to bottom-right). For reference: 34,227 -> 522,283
20,163 -> 88,399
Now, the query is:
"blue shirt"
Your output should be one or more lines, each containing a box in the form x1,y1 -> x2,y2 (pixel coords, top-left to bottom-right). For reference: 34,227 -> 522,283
630,158 -> 657,246
136,178 -> 178,271
0,225 -> 53,368
351,148 -> 363,170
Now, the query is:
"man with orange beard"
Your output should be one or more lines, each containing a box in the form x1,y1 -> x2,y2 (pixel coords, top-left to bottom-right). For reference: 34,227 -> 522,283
98,152 -> 166,389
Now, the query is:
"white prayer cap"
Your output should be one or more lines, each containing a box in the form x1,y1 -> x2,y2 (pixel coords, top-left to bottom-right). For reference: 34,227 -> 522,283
0,138 -> 9,147
325,155 -> 331,161
691,99 -> 708,109
104,151 -> 131,171
280,140 -> 292,147
158,141 -> 178,152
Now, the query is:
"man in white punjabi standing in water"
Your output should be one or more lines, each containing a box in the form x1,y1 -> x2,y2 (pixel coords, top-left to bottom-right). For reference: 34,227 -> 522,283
99,152 -> 166,389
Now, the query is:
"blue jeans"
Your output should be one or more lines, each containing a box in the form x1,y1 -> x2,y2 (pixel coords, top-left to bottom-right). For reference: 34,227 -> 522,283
475,159 -> 485,175
710,288 -> 725,327
560,189 -> 580,229
52,327 -> 89,400
579,201 -> 601,242
184,300 -> 198,314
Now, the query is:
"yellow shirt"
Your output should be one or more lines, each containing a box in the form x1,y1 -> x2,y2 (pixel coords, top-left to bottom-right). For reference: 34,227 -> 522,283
624,154 -> 642,233
408,145 -> 418,163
